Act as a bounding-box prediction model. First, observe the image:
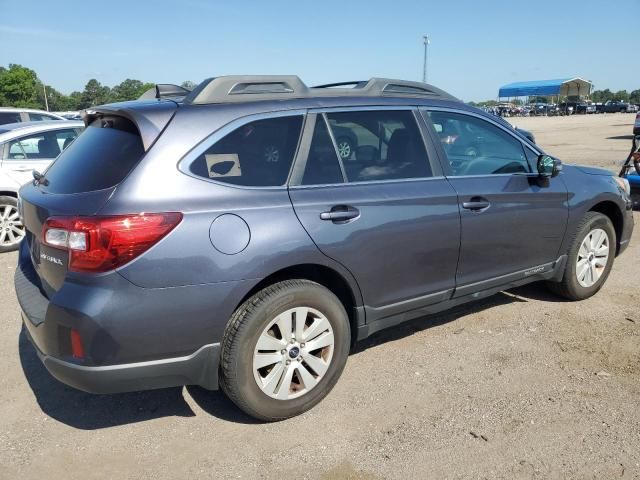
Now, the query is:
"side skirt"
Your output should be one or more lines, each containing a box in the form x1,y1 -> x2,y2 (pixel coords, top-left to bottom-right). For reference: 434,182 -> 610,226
356,255 -> 567,341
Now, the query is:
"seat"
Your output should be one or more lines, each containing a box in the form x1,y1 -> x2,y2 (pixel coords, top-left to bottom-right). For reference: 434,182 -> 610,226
62,135 -> 76,150
37,136 -> 61,158
386,128 -> 430,178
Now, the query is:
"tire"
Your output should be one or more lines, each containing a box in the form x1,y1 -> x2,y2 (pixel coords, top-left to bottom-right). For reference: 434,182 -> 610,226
547,212 -> 616,300
0,195 -> 24,253
220,279 -> 351,421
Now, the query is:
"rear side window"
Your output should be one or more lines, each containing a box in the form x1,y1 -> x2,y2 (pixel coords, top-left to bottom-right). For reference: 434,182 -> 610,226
189,115 -> 303,187
0,112 -> 21,125
29,113 -> 61,121
42,117 -> 144,194
325,110 -> 432,182
301,116 -> 344,185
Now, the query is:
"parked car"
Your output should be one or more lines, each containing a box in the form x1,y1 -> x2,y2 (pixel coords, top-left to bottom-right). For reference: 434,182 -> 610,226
603,101 -> 630,113
0,107 -> 65,126
558,102 -> 575,115
15,76 -> 634,421
0,121 -> 83,251
626,104 -> 639,113
576,103 -> 597,114
635,112 -> 640,135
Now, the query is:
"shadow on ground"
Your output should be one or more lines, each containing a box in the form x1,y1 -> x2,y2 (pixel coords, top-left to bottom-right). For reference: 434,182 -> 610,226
606,135 -> 634,140
20,283 -> 559,428
18,328 -> 258,429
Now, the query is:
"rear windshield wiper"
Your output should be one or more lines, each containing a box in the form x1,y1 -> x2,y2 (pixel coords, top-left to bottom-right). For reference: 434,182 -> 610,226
33,170 -> 49,186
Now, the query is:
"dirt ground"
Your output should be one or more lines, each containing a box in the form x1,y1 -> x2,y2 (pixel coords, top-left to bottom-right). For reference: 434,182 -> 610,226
1,113 -> 638,480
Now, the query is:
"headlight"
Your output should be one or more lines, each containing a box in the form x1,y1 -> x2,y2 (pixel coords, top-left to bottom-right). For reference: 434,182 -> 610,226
614,176 -> 631,196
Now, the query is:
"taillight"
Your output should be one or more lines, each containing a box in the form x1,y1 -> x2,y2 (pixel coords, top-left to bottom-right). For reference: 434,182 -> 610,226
42,213 -> 183,273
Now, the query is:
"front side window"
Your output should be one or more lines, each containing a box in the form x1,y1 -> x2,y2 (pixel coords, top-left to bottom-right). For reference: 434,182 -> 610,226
325,110 -> 432,182
6,128 -> 79,160
190,115 -> 303,187
426,111 -> 530,176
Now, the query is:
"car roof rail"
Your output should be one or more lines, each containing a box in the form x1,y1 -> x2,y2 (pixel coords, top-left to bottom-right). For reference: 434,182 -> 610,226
183,76 -> 458,105
138,84 -> 192,100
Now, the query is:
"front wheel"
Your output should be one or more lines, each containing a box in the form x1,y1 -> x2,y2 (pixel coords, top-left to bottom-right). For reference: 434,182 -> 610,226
220,280 -> 350,421
547,212 -> 616,300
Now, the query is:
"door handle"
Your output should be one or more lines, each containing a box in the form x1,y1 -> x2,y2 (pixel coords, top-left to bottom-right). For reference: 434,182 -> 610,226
320,206 -> 360,222
14,166 -> 32,172
462,197 -> 491,211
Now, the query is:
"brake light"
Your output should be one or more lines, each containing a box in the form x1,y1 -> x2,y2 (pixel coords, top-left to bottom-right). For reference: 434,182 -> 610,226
42,213 -> 183,272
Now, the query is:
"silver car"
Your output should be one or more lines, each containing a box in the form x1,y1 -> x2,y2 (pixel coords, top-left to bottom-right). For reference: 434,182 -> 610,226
0,120 -> 84,251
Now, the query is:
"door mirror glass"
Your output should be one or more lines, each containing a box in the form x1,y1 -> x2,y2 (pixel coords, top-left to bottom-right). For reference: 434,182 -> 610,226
537,155 -> 561,177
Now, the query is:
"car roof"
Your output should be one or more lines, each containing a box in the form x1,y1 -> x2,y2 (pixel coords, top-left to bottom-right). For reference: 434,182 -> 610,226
0,107 -> 65,117
0,120 -> 84,142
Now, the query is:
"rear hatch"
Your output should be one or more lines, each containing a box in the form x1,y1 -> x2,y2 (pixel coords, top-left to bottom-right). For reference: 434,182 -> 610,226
19,114 -> 147,297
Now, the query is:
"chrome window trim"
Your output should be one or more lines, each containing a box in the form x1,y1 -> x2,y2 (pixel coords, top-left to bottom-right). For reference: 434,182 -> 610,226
177,109 -> 307,190
289,175 -> 447,190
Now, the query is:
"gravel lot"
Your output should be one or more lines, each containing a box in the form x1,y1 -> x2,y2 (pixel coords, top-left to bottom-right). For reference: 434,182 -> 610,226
1,113 -> 638,480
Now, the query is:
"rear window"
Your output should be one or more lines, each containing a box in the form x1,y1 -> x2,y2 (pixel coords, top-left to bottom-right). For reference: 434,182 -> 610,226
0,112 -> 21,125
189,115 -> 303,187
42,117 -> 144,194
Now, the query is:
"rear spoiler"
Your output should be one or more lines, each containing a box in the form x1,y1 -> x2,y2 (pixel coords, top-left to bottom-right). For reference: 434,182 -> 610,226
83,101 -> 178,151
138,84 -> 191,101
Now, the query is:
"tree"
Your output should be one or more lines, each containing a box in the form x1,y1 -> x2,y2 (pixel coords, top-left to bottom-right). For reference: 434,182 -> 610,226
181,80 -> 197,90
614,90 -> 629,102
79,79 -> 111,108
111,78 -> 154,102
630,89 -> 640,105
591,89 -> 613,103
0,64 -> 41,108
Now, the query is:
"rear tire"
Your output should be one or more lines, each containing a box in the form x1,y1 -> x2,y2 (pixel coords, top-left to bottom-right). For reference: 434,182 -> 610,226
547,212 -> 616,300
220,280 -> 350,421
0,195 -> 24,253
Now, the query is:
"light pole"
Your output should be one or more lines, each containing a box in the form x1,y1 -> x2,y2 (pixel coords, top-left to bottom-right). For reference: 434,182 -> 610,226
422,35 -> 430,83
42,84 -> 49,112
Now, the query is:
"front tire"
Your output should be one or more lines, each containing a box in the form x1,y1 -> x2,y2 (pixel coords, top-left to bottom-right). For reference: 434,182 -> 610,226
220,280 -> 350,421
547,212 -> 616,300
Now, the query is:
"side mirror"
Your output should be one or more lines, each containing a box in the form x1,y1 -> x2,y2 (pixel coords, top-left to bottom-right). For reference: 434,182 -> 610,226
537,155 -> 562,178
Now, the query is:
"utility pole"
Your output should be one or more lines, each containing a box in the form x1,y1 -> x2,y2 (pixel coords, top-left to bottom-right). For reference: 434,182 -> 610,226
422,35 -> 430,83
42,84 -> 49,111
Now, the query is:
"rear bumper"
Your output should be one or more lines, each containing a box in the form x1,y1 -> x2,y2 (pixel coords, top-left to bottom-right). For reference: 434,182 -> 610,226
13,240 -> 245,394
24,322 -> 220,393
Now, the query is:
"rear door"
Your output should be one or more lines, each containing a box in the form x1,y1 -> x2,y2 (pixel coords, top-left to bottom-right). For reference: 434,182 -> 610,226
2,127 -> 80,185
289,108 -> 460,321
422,108 -> 568,296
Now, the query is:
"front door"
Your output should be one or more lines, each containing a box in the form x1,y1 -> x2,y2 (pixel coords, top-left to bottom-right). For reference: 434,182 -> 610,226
422,109 -> 569,296
289,109 -> 461,322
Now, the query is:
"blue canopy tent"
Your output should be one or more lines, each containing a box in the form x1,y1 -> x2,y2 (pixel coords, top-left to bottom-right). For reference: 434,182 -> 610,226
498,78 -> 592,99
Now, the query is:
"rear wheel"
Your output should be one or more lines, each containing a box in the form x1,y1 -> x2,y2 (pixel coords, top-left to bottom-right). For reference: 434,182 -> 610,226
547,212 -> 616,300
220,280 -> 350,421
0,196 -> 24,253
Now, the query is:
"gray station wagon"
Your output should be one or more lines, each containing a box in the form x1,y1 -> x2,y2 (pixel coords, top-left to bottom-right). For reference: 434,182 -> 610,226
15,76 -> 634,420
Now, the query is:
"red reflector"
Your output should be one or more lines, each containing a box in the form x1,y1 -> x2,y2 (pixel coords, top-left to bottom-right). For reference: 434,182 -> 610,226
70,329 -> 85,359
42,213 -> 183,273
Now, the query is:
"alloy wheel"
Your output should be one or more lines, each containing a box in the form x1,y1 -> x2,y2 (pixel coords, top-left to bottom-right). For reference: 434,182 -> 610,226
576,228 -> 609,287
0,203 -> 25,248
253,307 -> 334,400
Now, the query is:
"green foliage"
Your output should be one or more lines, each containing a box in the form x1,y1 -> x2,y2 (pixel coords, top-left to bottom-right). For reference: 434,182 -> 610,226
630,89 -> 640,105
0,63 -> 198,111
0,64 -> 41,108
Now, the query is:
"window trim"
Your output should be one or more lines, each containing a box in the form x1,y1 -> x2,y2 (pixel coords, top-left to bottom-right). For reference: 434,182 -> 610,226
289,106 -> 439,187
420,107 -> 543,178
178,109 -> 307,190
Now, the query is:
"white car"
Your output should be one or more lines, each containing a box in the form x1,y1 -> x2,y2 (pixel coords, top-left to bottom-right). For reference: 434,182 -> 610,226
0,120 -> 84,252
0,107 -> 66,125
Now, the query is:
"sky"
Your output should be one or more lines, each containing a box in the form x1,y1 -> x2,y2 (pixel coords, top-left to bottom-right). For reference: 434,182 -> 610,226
1,0 -> 639,102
